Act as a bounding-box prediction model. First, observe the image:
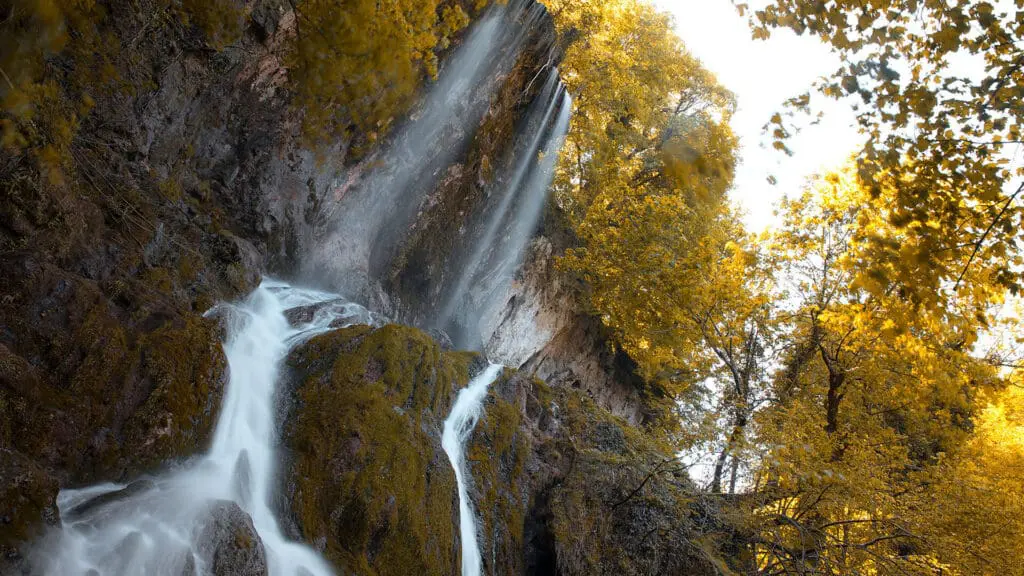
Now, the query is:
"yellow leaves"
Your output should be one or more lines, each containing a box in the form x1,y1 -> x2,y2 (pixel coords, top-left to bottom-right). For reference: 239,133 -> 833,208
751,159 -> 1023,574
438,5 -> 470,49
290,0 -> 474,145
544,0 -> 741,408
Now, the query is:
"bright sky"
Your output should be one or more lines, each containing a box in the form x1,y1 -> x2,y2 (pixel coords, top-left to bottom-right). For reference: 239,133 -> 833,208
653,0 -> 864,232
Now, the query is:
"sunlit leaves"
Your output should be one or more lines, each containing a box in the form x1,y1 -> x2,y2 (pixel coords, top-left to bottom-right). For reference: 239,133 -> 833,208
745,165 -> 1020,576
288,0 -> 476,147
747,0 -> 1024,310
544,0 -> 740,419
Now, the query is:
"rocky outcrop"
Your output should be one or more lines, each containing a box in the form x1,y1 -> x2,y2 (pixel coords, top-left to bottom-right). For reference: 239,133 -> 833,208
194,500 -> 269,576
0,260 -> 230,486
480,238 -> 648,426
279,322 -> 727,576
464,373 -> 726,575
0,450 -> 60,573
281,324 -> 480,575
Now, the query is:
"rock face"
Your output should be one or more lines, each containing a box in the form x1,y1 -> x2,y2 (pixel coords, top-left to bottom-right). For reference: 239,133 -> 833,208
0,450 -> 60,573
0,0 -> 294,527
279,323 -> 727,576
483,238 -> 649,426
195,500 -> 269,576
465,373 -> 726,575
281,324 -> 478,575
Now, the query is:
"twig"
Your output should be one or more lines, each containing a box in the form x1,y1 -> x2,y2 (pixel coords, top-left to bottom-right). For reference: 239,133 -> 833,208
953,180 -> 1024,291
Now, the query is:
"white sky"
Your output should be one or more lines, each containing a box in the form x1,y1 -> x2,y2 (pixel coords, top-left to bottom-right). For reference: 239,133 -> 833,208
653,0 -> 863,232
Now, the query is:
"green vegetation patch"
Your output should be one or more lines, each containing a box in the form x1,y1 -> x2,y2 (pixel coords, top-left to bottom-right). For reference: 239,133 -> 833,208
286,324 -> 479,575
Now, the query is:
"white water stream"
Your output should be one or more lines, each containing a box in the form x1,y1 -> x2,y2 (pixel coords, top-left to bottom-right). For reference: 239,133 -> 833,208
34,1 -> 572,571
441,364 -> 504,576
37,281 -> 378,576
37,281 -> 507,576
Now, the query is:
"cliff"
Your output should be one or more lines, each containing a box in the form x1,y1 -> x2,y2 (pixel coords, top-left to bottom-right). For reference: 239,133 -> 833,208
278,323 -> 727,575
0,0 -> 710,572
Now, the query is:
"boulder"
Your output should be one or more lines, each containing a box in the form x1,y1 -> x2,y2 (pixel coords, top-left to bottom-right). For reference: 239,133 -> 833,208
0,449 -> 59,573
63,480 -> 156,523
195,500 -> 268,576
282,324 -> 478,575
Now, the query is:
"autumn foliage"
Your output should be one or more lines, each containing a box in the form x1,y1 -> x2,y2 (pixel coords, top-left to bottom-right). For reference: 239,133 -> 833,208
544,0 -> 1024,573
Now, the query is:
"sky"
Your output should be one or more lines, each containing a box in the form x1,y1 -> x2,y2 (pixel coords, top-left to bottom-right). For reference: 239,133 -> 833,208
653,0 -> 863,232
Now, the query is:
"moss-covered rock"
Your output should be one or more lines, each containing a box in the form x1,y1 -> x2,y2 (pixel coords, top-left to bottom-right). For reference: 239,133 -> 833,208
0,449 -> 59,573
465,373 -> 730,576
283,324 -> 478,575
0,258 -> 230,485
196,500 -> 269,576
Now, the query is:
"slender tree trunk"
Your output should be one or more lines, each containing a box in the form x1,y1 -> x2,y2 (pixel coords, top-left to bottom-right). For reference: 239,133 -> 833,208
825,371 -> 844,435
728,453 -> 740,494
711,419 -> 745,493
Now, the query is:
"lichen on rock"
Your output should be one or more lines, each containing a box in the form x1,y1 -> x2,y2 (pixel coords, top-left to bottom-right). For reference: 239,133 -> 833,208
194,500 -> 269,576
282,324 -> 478,575
464,372 -> 729,576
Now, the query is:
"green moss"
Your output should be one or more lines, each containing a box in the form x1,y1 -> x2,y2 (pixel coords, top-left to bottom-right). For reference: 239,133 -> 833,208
122,315 -> 227,473
464,375 -> 532,571
158,177 -> 184,202
0,449 -> 58,553
286,324 -> 477,575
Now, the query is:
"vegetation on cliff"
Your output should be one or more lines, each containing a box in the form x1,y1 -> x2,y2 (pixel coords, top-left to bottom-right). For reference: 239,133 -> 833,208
285,324 -> 475,575
541,0 -> 747,432
540,0 -> 1024,573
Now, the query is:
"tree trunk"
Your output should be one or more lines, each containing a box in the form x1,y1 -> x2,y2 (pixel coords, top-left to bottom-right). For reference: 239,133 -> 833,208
711,419 -> 745,493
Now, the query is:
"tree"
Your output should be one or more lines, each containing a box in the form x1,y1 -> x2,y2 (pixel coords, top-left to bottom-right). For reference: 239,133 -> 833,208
684,238 -> 777,494
736,165 -> 1019,575
745,0 -> 1024,316
287,0 -> 473,147
545,0 -> 741,424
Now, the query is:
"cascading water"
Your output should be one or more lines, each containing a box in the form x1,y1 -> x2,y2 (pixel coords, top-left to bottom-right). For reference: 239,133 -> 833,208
436,73 -> 573,352
33,1 -> 573,573
309,0 -> 555,298
36,281 -> 378,575
441,364 -> 504,576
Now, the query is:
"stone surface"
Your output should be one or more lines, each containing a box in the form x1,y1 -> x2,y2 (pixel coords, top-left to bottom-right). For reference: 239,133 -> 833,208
195,500 -> 268,576
281,324 -> 474,576
278,324 -> 727,576
0,449 -> 59,573
484,238 -> 647,426
465,372 -> 725,576
63,480 -> 155,522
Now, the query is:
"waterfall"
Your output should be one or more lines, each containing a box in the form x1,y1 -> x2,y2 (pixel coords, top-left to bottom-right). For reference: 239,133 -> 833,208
33,1 -> 573,573
436,74 -> 573,351
36,281 -> 376,576
308,0 -> 555,299
441,364 -> 504,576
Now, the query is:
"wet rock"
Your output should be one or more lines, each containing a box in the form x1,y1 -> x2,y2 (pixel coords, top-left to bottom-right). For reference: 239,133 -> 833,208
0,449 -> 59,567
283,299 -> 381,329
195,500 -> 268,576
232,451 -> 253,509
426,328 -> 454,351
64,480 -> 156,522
213,232 -> 263,295
283,304 -> 318,326
464,372 -> 724,576
486,239 -> 646,426
250,0 -> 288,43
282,324 -> 472,575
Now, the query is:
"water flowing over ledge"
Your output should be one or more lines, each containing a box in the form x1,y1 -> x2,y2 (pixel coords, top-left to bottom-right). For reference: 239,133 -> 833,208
442,364 -> 504,576
35,281 -> 376,575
